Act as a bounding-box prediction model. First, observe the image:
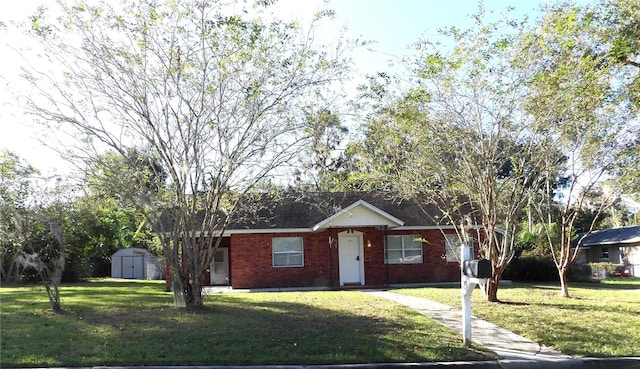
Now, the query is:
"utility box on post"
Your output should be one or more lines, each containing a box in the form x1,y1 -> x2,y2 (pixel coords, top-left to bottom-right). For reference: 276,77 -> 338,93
462,259 -> 492,279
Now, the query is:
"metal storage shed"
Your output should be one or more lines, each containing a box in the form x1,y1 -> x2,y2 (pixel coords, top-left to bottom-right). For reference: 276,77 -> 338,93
111,248 -> 162,280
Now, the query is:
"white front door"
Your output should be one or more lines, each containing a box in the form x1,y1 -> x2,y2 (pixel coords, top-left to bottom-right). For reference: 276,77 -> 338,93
210,248 -> 229,285
338,232 -> 364,285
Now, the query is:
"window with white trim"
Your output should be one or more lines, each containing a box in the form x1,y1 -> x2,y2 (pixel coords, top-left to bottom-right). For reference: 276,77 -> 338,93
385,235 -> 423,264
272,237 -> 304,267
444,234 -> 463,263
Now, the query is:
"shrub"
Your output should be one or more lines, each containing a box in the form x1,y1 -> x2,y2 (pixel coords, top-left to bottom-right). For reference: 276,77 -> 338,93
568,263 -> 593,282
589,262 -> 617,278
503,255 -> 559,282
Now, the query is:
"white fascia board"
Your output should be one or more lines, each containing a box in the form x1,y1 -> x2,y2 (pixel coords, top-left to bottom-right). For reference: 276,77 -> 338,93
153,228 -> 314,237
154,225 -> 476,236
312,200 -> 405,231
393,224 -> 483,231
393,225 -> 458,231
224,228 -> 314,235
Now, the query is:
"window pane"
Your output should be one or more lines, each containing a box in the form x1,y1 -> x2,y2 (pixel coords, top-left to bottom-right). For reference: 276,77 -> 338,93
273,237 -> 303,252
386,234 -> 422,264
386,235 -> 402,250
273,253 -> 288,267
445,235 -> 461,248
404,235 -> 422,250
403,250 -> 423,264
287,253 -> 303,266
273,252 -> 303,267
386,250 -> 403,264
273,237 -> 304,267
445,235 -> 461,262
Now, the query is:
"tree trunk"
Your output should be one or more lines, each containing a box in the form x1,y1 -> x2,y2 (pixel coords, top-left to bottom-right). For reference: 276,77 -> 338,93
185,275 -> 204,308
45,283 -> 62,312
174,272 -> 204,308
164,258 -> 204,308
188,287 -> 203,308
485,275 -> 500,302
558,267 -> 570,298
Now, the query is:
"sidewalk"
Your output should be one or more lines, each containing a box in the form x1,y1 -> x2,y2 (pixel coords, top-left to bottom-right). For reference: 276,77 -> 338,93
205,286 -> 640,369
364,291 -> 589,368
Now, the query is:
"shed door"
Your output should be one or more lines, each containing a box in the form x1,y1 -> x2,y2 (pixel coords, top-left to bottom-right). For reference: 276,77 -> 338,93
122,256 -> 144,279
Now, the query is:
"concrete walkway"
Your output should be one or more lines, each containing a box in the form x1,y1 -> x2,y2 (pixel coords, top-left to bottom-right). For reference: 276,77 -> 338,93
202,286 -> 639,368
365,291 -> 574,366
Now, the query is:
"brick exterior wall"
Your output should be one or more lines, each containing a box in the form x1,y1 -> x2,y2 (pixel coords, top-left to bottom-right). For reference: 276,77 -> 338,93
364,229 -> 461,285
230,232 -> 333,289
227,227 -> 468,289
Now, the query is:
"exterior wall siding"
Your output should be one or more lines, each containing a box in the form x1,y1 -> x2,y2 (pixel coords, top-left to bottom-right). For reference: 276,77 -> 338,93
228,228 -> 465,289
374,229 -> 460,284
231,232 -> 333,289
582,245 -> 623,264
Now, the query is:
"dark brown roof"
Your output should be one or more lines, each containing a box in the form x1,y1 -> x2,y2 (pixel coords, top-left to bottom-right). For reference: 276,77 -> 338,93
155,192 -> 477,233
228,191 -> 472,230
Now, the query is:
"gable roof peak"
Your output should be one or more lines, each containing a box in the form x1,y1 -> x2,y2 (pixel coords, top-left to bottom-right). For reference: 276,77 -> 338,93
312,199 -> 405,231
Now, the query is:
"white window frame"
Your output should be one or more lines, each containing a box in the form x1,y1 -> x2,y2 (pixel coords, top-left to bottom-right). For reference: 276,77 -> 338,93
385,234 -> 423,264
272,237 -> 304,267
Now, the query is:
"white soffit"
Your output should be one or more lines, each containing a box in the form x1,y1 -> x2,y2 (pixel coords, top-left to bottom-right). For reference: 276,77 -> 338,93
312,200 -> 405,231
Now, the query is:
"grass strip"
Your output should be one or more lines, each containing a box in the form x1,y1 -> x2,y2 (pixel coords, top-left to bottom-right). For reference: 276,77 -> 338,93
393,278 -> 640,357
0,280 -> 495,367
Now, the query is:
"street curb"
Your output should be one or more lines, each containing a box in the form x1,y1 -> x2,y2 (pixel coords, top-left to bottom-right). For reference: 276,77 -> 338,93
497,357 -> 640,368
309,362 -> 501,369
579,357 -> 640,368
9,358 -> 640,369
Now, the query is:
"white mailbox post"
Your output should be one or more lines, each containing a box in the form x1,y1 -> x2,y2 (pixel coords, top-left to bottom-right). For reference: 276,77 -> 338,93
460,242 -> 490,346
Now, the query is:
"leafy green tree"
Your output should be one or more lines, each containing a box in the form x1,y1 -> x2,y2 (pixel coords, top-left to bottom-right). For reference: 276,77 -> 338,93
349,9 -> 557,302
587,0 -> 640,198
24,0 -> 354,307
84,149 -> 167,206
15,202 -> 67,311
74,197 -> 151,277
519,1 -> 634,297
79,149 -> 164,275
296,108 -> 350,191
0,150 -> 38,283
601,0 -> 640,201
11,182 -> 77,312
595,0 -> 640,106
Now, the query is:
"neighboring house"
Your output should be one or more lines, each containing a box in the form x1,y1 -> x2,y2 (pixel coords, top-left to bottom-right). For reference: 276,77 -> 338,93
164,192 -> 480,289
576,225 -> 640,277
111,248 -> 162,280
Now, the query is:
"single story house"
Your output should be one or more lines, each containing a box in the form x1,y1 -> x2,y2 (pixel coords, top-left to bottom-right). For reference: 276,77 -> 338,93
576,225 -> 640,277
111,247 -> 163,280
165,192 -> 479,289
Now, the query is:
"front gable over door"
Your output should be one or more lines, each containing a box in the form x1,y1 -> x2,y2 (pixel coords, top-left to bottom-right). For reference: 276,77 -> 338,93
313,200 -> 404,231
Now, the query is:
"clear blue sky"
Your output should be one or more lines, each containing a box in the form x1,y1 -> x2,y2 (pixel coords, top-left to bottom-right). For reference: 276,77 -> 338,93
0,0 -> 587,175
276,0 -> 554,78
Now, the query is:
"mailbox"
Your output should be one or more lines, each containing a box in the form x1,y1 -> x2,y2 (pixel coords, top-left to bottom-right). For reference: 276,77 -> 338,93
463,259 -> 492,279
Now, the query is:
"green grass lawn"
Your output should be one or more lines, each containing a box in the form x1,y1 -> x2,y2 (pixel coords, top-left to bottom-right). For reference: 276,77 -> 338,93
0,280 -> 494,367
393,278 -> 640,358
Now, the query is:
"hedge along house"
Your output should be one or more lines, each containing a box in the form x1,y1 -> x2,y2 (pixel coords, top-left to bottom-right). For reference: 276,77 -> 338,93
161,192 -> 480,289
